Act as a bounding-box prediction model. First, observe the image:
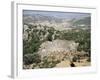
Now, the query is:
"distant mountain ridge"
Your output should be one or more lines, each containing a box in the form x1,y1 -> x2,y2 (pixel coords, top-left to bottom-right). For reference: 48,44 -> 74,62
23,14 -> 64,24
23,13 -> 91,30
72,17 -> 91,29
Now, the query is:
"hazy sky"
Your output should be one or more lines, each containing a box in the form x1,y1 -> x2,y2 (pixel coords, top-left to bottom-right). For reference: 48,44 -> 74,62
23,10 -> 90,20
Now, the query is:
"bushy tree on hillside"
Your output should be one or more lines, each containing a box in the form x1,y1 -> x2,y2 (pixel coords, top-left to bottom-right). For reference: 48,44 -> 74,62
23,53 -> 41,65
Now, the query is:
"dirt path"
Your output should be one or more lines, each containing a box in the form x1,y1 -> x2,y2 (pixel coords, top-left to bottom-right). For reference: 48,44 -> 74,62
56,60 -> 70,67
56,59 -> 91,68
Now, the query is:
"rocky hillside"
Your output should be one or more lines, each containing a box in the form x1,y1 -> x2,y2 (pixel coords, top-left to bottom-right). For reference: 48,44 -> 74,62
38,40 -> 79,58
23,12 -> 91,69
23,23 -> 90,56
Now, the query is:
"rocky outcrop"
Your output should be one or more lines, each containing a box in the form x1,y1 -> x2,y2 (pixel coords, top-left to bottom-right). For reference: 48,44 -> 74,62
38,39 -> 79,59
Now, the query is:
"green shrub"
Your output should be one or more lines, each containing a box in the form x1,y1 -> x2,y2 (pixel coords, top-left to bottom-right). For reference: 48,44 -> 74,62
87,57 -> 91,62
48,62 -> 56,68
38,56 -> 58,68
23,53 -> 41,65
72,56 -> 78,62
32,63 -> 37,69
